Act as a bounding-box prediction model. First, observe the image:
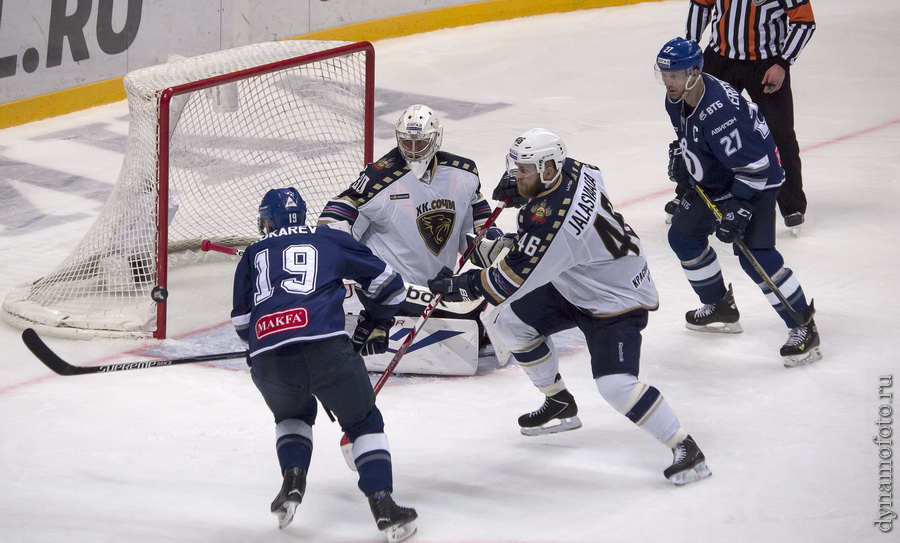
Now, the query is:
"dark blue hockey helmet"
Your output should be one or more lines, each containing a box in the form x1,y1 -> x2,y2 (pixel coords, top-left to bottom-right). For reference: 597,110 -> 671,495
258,187 -> 306,234
656,37 -> 703,73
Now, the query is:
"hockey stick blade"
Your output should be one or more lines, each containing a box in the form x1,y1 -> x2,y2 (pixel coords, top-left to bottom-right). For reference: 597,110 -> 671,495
22,328 -> 246,376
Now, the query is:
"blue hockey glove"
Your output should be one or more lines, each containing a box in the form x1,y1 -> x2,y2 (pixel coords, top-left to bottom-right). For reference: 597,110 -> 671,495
667,141 -> 691,189
427,267 -> 481,303
468,228 -> 515,268
351,310 -> 394,356
492,171 -> 529,208
715,198 -> 754,243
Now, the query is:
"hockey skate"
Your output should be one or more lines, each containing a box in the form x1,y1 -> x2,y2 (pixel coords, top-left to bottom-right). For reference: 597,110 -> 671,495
664,435 -> 712,485
685,284 -> 743,333
271,467 -> 306,530
368,491 -> 418,543
519,376 -> 582,436
781,319 -> 822,368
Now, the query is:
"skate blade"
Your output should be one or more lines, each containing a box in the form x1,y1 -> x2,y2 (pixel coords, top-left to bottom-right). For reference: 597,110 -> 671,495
685,322 -> 743,334
385,519 -> 417,543
520,416 -> 583,436
782,346 -> 822,368
668,461 -> 712,486
274,500 -> 299,530
790,225 -> 802,237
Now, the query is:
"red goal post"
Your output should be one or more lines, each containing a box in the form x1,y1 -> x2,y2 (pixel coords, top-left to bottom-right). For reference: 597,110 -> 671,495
3,40 -> 375,339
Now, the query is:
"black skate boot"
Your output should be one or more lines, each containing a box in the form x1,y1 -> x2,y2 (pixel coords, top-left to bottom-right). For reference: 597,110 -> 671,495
781,318 -> 822,368
271,467 -> 307,530
368,491 -> 418,543
664,435 -> 712,485
685,283 -> 743,333
519,374 -> 582,436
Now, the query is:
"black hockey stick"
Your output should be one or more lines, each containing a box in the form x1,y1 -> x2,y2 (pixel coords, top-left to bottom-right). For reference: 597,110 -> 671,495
22,328 -> 246,376
693,186 -> 813,325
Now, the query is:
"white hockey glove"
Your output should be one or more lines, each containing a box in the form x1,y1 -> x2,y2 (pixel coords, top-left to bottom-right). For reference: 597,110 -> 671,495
468,228 -> 515,268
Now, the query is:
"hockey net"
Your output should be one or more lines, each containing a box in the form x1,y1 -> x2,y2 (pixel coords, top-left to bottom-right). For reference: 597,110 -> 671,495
3,40 -> 374,339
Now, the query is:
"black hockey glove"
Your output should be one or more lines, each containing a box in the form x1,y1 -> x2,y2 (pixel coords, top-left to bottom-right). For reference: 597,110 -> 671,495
351,310 -> 395,356
715,198 -> 754,243
492,171 -> 529,208
667,141 -> 691,189
468,228 -> 515,268
427,266 -> 481,303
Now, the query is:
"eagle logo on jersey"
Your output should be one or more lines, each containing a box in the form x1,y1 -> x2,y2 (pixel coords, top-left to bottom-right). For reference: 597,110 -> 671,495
417,210 -> 456,256
529,200 -> 552,223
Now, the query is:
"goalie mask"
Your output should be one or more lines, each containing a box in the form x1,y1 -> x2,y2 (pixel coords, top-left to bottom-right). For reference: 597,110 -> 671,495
258,187 -> 307,234
506,128 -> 567,190
396,104 -> 443,179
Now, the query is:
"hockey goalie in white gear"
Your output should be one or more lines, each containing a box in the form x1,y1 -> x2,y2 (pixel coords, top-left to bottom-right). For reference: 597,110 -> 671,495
395,104 -> 443,180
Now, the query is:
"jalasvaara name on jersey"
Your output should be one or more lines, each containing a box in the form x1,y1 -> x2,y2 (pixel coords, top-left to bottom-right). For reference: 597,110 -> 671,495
565,171 -> 598,237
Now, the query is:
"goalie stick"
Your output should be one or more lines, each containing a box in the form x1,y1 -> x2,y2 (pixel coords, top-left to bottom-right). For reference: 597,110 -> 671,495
693,186 -> 813,325
339,201 -> 508,469
21,328 -> 246,376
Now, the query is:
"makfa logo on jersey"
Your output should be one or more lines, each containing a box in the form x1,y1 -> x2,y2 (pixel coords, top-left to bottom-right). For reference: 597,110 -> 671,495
416,199 -> 456,256
256,307 -> 309,339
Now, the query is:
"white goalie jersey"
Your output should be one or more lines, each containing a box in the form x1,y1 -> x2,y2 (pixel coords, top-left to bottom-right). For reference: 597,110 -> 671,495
318,148 -> 492,286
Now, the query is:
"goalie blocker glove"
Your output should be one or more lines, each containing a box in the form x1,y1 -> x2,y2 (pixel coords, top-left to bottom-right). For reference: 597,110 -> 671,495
351,310 -> 395,355
468,228 -> 515,268
427,266 -> 481,303
492,171 -> 529,208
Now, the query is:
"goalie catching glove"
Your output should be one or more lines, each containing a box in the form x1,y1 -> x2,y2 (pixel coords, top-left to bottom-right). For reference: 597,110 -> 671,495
351,311 -> 395,356
427,267 -> 482,303
468,227 -> 515,268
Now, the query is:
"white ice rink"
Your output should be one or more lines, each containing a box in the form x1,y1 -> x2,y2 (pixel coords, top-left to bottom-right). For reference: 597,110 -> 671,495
1,1 -> 899,541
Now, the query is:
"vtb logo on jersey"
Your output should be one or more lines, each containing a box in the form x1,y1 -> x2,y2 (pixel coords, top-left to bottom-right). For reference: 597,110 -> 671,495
417,210 -> 456,255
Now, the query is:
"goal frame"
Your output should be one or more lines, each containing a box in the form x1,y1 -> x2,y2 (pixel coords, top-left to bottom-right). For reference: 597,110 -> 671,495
152,41 -> 375,338
2,40 -> 375,340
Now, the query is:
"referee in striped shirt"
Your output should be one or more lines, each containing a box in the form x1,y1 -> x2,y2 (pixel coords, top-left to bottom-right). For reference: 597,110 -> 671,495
680,0 -> 815,229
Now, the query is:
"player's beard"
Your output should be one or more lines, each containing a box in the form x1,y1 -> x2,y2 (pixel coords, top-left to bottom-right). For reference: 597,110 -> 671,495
518,178 -> 542,199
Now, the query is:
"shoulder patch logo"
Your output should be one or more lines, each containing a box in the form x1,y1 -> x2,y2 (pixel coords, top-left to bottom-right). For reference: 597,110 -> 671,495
530,200 -> 553,223
373,157 -> 395,170
417,210 -> 456,256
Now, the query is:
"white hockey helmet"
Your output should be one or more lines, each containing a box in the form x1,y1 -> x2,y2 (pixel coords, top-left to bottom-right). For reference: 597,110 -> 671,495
506,128 -> 567,188
396,104 -> 443,179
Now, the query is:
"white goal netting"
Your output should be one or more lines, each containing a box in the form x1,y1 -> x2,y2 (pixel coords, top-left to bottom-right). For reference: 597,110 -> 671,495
3,40 -> 373,338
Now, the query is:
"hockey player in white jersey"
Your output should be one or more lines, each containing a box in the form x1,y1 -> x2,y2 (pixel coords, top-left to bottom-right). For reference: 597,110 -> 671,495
317,104 -> 496,351
428,128 -> 711,485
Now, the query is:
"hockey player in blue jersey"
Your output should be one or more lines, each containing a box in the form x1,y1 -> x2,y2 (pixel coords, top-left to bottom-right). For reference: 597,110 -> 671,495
656,37 -> 821,367
231,188 -> 417,542
428,129 -> 711,486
